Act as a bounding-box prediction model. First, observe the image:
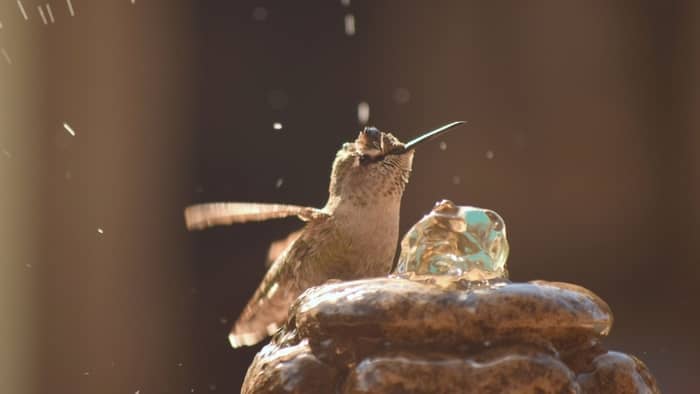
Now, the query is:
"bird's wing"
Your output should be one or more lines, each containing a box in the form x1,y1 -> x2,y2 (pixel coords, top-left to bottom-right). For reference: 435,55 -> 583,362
266,228 -> 304,268
184,202 -> 328,231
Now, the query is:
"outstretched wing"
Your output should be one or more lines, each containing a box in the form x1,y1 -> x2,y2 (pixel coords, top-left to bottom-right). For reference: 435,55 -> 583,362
184,202 -> 328,230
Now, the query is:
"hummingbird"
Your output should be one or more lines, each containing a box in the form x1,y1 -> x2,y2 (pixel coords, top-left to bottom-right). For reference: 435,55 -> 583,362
184,121 -> 465,348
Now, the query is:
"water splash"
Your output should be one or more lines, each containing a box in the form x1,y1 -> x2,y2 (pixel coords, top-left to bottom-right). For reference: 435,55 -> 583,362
396,199 -> 509,283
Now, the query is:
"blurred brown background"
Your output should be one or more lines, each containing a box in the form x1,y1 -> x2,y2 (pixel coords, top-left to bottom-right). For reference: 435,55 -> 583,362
1,0 -> 698,393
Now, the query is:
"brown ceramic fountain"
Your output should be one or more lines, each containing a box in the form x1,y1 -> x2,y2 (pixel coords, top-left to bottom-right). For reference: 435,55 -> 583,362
241,200 -> 660,393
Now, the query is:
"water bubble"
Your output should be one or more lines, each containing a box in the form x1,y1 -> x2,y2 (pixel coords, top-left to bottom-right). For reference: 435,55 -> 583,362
267,90 -> 288,110
485,150 -> 494,159
393,88 -> 411,104
274,178 -> 284,189
357,101 -> 370,124
439,141 -> 447,151
452,175 -> 461,185
344,14 -> 355,36
252,7 -> 267,21
272,122 -> 283,131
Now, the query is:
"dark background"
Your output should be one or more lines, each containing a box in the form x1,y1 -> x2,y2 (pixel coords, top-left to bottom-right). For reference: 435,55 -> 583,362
1,0 -> 698,393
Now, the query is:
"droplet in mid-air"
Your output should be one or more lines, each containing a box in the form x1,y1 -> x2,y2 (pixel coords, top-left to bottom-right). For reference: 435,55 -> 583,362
1,48 -> 12,65
452,175 -> 461,185
272,122 -> 282,131
275,178 -> 284,189
357,101 -> 370,125
63,122 -> 76,136
439,141 -> 447,151
97,228 -> 104,235
344,14 -> 356,36
17,0 -> 29,21
486,150 -> 495,159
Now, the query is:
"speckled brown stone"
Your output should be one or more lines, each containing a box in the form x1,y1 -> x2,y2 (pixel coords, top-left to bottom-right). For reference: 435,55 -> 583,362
343,350 -> 577,394
577,351 -> 661,393
241,339 -> 338,394
241,278 -> 660,394
293,278 -> 612,350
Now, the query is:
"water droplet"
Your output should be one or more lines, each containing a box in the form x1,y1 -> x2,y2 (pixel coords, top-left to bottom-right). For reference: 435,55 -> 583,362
177,362 -> 183,367
274,178 -> 284,189
272,122 -> 283,131
452,175 -> 461,185
25,263 -> 32,269
82,371 -> 90,376
46,4 -> 55,23
17,0 -> 28,21
439,141 -> 447,151
393,88 -> 411,104
252,7 -> 267,21
219,317 -> 228,325
1,48 -> 12,65
357,101 -> 370,125
340,0 -> 350,6
344,14 -> 355,36
97,228 -> 104,235
63,122 -> 76,136
485,150 -> 494,159
37,5 -> 48,25
65,0 -> 75,17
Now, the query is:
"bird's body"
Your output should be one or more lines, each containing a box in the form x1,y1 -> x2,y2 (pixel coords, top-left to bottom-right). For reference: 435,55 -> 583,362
184,122 -> 464,348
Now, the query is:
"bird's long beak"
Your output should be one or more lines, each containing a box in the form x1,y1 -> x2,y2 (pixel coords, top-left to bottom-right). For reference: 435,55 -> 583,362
389,121 -> 466,154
